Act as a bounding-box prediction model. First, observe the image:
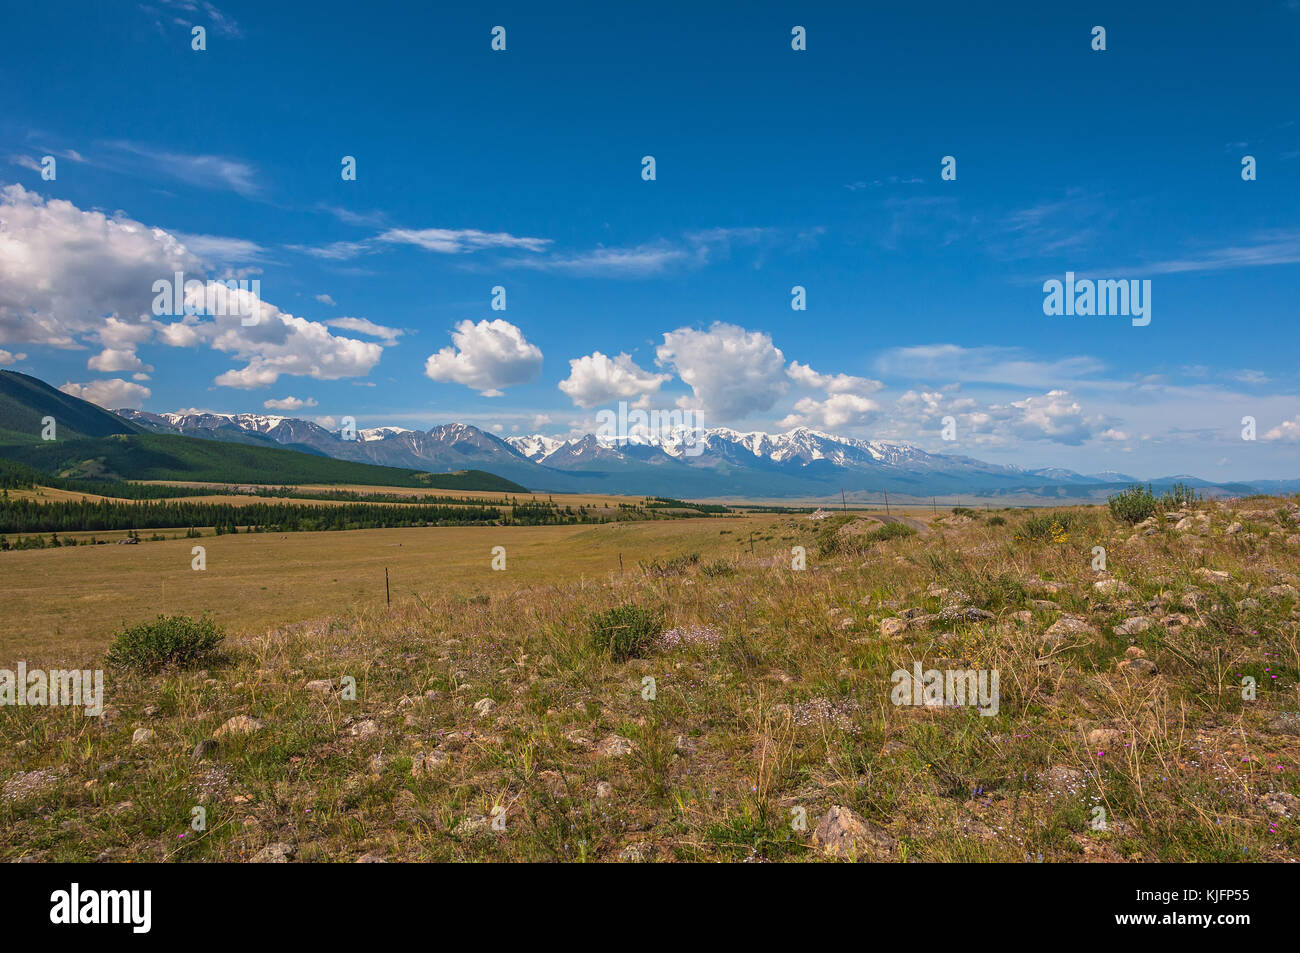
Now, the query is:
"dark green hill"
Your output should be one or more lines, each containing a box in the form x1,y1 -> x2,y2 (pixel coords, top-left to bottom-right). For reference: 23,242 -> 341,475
0,370 -> 526,492
0,370 -> 143,442
0,432 -> 526,490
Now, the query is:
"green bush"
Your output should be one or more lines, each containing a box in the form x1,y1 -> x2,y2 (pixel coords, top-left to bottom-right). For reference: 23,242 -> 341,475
700,559 -> 735,578
105,614 -> 226,672
865,522 -> 917,543
987,515 -> 1006,526
587,605 -> 664,662
1020,513 -> 1072,542
1108,484 -> 1160,524
1160,482 -> 1199,508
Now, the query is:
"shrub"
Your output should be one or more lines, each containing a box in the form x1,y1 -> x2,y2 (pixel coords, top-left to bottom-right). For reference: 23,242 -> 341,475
1020,513 -> 1074,542
1108,484 -> 1160,524
865,522 -> 917,543
105,614 -> 226,672
1160,482 -> 1199,508
587,605 -> 664,662
700,559 -> 735,578
987,515 -> 1006,526
951,507 -> 977,517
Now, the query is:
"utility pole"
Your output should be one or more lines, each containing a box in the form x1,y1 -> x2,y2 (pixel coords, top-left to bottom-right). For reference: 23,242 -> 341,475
883,489 -> 890,517
841,488 -> 847,514
385,567 -> 390,607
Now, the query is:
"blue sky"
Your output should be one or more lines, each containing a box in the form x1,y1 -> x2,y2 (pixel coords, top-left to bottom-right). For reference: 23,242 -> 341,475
1,0 -> 1298,479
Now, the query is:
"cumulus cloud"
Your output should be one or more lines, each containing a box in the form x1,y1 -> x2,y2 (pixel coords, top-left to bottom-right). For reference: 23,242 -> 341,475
59,378 -> 151,409
424,319 -> 542,396
0,183 -> 199,347
0,349 -> 26,365
1002,390 -> 1104,445
1263,416 -> 1300,443
0,185 -> 389,390
656,322 -> 788,422
315,293 -> 336,307
558,351 -> 671,408
778,393 -> 881,430
263,396 -> 317,411
786,361 -> 884,395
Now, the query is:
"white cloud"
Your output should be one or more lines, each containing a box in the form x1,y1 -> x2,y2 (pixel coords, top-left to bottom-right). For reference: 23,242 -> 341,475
655,322 -> 788,422
315,293 -> 336,307
59,378 -> 151,409
325,316 -> 402,345
88,348 -> 151,373
0,183 -> 199,347
424,319 -> 542,396
0,349 -> 26,365
263,396 -> 317,411
786,361 -> 883,395
558,351 -> 670,408
1263,416 -> 1300,443
376,228 -> 550,254
1002,390 -> 1104,445
779,393 -> 881,430
158,283 -> 385,389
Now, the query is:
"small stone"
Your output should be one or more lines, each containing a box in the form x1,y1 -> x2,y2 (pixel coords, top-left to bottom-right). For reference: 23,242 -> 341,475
349,719 -> 380,739
130,728 -> 156,747
473,697 -> 496,717
411,749 -> 449,777
1114,616 -> 1153,636
251,842 -> 294,863
355,852 -> 387,863
1194,568 -> 1231,585
880,618 -> 908,639
595,781 -> 613,799
1118,657 -> 1159,676
1086,728 -> 1123,747
305,679 -> 333,694
596,734 -> 635,757
812,805 -> 897,860
214,715 -> 264,738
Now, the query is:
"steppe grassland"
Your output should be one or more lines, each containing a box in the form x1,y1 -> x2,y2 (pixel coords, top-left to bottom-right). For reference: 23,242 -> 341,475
2,498 -> 1298,863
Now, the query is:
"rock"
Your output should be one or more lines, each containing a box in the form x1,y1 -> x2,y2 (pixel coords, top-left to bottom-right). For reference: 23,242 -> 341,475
1266,584 -> 1299,601
618,843 -> 652,863
1225,522 -> 1242,535
1124,646 -> 1147,658
811,805 -> 897,860
349,719 -> 379,739
1118,657 -> 1159,676
214,715 -> 264,738
411,749 -> 449,777
1042,615 -> 1098,649
472,697 -> 496,717
305,679 -> 333,694
1093,578 -> 1131,596
251,842 -> 294,863
1087,728 -> 1123,748
1174,517 -> 1194,532
1043,766 -> 1085,793
597,734 -> 635,757
453,815 -> 492,837
1194,568 -> 1231,585
355,852 -> 387,863
595,781 -> 613,799
1266,713 -> 1300,736
880,618 -> 908,639
191,739 -> 220,762
1114,616 -> 1153,636
674,735 -> 696,755
130,728 -> 156,747
1259,792 -> 1300,818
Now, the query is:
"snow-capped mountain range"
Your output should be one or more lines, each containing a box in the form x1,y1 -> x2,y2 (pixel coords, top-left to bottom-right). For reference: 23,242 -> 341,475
112,407 -> 1238,500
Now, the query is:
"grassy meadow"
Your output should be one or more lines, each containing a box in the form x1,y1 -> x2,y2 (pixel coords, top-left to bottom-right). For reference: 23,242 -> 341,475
1,494 -> 1298,863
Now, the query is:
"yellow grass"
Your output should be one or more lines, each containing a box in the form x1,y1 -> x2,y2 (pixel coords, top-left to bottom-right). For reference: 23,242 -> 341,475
0,515 -> 779,661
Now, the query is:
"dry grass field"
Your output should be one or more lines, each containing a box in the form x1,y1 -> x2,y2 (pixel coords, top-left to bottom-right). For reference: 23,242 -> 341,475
2,497 -> 1298,863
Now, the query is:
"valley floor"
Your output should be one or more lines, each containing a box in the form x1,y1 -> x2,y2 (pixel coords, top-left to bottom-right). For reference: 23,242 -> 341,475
2,500 -> 1298,862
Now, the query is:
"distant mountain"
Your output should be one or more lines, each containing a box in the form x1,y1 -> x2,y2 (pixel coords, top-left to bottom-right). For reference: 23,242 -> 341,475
0,372 -> 526,491
104,397 -> 1295,500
